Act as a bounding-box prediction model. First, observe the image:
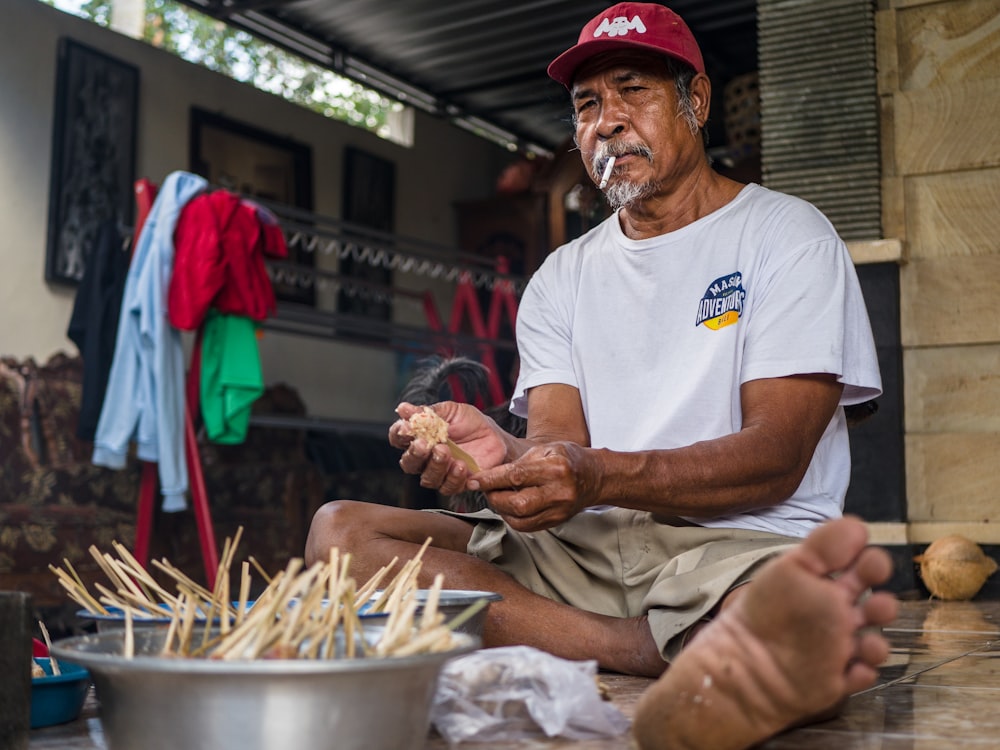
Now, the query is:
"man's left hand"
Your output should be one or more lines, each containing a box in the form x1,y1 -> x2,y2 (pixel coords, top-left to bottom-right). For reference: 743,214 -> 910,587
468,442 -> 598,531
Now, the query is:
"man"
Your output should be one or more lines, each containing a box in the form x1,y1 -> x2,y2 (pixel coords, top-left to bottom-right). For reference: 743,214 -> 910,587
306,3 -> 896,743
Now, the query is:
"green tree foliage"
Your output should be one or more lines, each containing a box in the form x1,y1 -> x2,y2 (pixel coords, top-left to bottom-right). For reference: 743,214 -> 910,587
43,0 -> 401,139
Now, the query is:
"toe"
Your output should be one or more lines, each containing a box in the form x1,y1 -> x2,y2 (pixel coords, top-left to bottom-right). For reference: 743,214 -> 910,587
854,629 -> 891,667
797,516 -> 870,577
863,590 -> 899,627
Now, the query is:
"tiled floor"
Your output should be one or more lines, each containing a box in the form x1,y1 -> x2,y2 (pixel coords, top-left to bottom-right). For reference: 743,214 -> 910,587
431,598 -> 1000,750
763,597 -> 1000,749
29,598 -> 1000,749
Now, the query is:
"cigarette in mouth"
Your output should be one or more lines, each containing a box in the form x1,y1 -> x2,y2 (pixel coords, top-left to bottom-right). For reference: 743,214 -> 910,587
598,156 -> 616,189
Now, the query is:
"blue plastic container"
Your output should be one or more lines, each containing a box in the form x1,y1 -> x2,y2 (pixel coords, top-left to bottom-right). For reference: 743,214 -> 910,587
30,657 -> 91,728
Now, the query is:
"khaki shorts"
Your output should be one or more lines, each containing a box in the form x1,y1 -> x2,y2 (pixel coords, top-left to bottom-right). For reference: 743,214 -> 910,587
429,506 -> 800,662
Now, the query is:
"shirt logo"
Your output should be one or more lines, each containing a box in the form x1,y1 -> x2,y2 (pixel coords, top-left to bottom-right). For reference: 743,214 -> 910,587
593,15 -> 647,39
695,273 -> 745,330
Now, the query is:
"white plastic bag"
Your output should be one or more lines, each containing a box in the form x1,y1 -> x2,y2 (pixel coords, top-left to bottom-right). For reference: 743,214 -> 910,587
431,645 -> 631,744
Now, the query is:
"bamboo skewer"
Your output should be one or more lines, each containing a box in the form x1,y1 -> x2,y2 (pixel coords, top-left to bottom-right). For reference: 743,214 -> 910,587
51,532 -> 476,663
124,608 -> 134,659
48,559 -> 109,615
52,574 -> 105,614
421,574 -> 444,633
354,557 -> 399,609
160,593 -> 182,657
151,559 -> 219,607
105,554 -> 157,606
38,621 -> 61,676
237,561 -> 252,623
247,556 -> 273,585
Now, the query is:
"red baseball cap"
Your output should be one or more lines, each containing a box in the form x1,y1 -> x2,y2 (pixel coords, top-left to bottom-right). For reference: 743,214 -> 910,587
548,3 -> 705,88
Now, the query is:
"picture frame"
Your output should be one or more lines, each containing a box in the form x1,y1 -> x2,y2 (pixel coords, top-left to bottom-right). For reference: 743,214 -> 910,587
45,38 -> 139,285
189,107 -> 315,305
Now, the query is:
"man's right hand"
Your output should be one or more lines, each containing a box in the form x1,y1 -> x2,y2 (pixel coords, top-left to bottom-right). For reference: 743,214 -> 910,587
389,401 -> 508,496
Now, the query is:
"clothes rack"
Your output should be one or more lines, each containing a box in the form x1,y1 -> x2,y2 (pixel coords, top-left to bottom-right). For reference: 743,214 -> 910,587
130,179 -> 219,585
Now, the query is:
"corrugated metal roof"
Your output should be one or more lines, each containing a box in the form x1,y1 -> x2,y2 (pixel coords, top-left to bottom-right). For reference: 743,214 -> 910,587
177,0 -> 758,154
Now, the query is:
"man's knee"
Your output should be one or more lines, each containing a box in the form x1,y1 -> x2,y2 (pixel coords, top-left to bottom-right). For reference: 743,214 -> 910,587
306,500 -> 474,560
309,499 -> 372,534
305,499 -> 373,564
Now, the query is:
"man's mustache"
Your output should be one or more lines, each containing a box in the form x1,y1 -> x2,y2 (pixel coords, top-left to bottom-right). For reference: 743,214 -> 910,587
591,143 -> 654,176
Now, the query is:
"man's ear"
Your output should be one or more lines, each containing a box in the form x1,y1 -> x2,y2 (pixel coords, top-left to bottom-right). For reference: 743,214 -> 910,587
691,73 -> 712,127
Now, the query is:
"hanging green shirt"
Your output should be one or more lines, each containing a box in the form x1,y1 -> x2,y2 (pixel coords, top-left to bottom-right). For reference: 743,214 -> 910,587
200,312 -> 264,444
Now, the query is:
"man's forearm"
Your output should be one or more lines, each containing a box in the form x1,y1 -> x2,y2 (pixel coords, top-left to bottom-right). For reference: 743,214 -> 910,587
585,430 -> 809,517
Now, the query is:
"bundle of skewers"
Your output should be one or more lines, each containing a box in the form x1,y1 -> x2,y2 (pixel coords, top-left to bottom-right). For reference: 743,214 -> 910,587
49,530 -> 485,661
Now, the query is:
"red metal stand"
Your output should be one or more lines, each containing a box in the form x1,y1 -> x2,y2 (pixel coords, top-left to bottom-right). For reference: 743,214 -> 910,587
132,463 -> 157,568
129,179 -> 219,585
422,257 -> 519,406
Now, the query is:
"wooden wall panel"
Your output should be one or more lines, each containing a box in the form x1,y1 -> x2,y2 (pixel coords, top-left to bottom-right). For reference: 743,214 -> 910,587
876,10 -> 899,95
905,169 -> 1000,259
907,521 -> 1000,544
906,433 -> 1000,522
896,0 -> 1000,91
881,176 -> 906,247
904,344 -> 1000,432
900,255 -> 1000,347
887,0 -> 1000,540
847,239 -> 903,265
894,78 -> 1000,175
890,0 -> 945,9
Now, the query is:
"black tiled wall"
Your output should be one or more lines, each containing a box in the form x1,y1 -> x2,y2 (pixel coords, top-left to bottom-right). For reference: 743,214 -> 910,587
845,262 -> 905,523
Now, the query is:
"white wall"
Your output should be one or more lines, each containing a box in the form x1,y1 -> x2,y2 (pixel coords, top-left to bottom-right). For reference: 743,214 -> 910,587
0,0 -> 509,421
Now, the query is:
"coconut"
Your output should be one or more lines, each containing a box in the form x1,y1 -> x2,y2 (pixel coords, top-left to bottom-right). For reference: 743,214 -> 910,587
914,535 -> 999,601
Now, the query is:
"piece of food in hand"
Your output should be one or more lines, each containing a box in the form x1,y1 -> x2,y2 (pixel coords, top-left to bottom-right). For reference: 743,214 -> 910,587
409,406 -> 450,445
408,406 -> 480,473
32,659 -> 46,678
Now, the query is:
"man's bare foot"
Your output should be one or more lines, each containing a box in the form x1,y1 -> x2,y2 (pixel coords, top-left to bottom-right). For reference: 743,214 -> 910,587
632,516 -> 898,750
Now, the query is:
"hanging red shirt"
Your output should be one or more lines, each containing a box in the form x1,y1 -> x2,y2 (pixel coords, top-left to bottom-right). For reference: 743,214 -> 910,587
168,190 -> 288,331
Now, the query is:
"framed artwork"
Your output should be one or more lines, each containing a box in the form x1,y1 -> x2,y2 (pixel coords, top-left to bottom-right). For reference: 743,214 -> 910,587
45,38 -> 139,285
339,146 -> 395,320
189,108 -> 314,305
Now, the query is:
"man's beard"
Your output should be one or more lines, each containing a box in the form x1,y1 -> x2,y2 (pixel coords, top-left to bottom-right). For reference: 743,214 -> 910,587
591,143 -> 659,211
604,179 -> 660,211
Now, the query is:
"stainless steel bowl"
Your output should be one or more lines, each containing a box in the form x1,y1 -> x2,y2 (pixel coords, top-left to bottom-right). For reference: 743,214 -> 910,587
77,606 -> 175,632
77,604 -> 236,632
51,626 -> 479,750
360,589 -> 502,637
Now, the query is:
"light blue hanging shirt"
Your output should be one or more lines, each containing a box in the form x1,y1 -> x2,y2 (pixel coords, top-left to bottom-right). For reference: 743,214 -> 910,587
92,171 -> 208,512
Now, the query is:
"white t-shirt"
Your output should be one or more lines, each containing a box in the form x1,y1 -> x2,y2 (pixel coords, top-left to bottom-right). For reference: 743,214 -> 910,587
510,184 -> 881,537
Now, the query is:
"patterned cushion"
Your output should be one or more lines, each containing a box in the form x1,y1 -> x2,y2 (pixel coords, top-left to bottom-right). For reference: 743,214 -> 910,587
0,352 -> 417,615
0,353 -> 325,610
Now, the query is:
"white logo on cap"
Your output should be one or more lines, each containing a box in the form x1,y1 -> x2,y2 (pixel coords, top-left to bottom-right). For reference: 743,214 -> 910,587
593,15 -> 647,39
